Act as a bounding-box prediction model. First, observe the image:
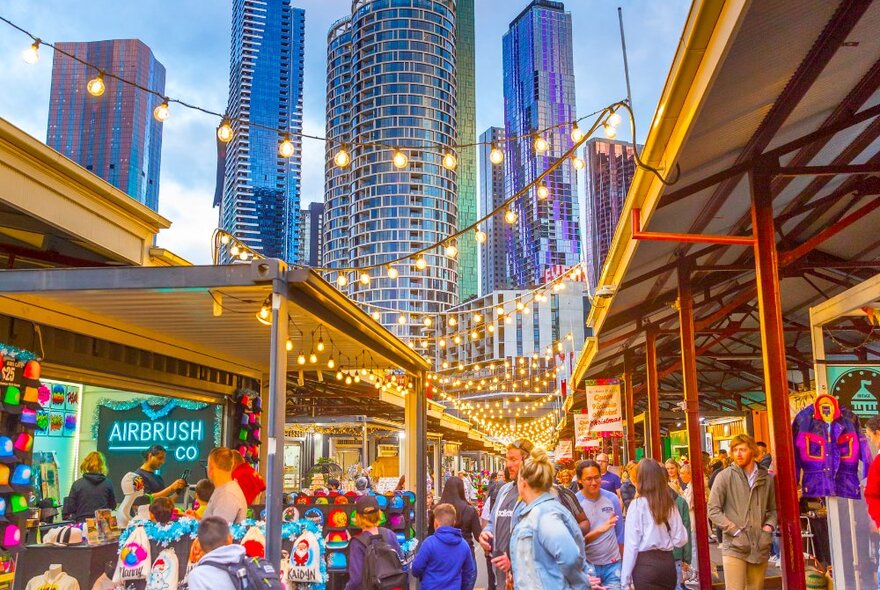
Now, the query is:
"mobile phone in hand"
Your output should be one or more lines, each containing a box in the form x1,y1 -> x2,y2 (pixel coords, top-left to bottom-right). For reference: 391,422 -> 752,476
181,468 -> 191,482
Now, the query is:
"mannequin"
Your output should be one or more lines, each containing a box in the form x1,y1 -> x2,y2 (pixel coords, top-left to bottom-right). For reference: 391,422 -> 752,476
25,564 -> 80,590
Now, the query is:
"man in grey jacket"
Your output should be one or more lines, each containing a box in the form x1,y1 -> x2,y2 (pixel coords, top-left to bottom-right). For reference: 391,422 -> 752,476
707,434 -> 777,590
187,517 -> 246,590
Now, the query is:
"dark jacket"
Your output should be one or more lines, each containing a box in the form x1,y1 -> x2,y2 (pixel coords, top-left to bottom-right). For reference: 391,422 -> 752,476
620,480 -> 636,512
344,528 -> 403,590
62,473 -> 117,521
412,526 -> 477,590
707,464 -> 777,564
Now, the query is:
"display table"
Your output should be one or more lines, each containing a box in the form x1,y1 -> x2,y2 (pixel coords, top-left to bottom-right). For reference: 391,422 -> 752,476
13,541 -> 118,590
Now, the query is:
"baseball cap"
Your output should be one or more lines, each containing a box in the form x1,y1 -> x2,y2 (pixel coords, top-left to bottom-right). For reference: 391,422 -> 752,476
325,530 -> 350,549
508,439 -> 534,455
374,494 -> 388,510
333,495 -> 349,505
22,361 -> 40,380
21,385 -> 41,410
355,494 -> 380,516
2,386 -> 22,414
10,465 -> 32,492
0,523 -> 20,550
44,525 -> 84,546
13,433 -> 33,461
0,438 -> 15,464
328,509 -> 348,528
20,408 -> 37,428
395,531 -> 406,545
0,465 -> 13,493
304,507 -> 324,526
8,494 -> 28,515
282,506 -> 300,522
327,551 -> 347,570
0,497 -> 8,522
388,495 -> 404,511
388,513 -> 405,529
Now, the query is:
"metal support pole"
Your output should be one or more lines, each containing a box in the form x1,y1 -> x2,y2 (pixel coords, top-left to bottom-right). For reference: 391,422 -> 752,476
645,327 -> 662,459
750,169 -> 806,589
415,372 -> 427,540
265,275 -> 288,567
623,350 -> 637,462
678,262 -> 713,589
433,439 -> 442,496
362,422 -> 369,477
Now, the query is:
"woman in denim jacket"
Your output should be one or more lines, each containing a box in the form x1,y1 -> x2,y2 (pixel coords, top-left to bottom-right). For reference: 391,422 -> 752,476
509,448 -> 592,590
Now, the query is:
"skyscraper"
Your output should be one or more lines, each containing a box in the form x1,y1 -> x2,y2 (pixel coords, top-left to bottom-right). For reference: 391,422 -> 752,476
456,0 -> 478,301
324,0 -> 459,341
219,1 -> 305,263
298,202 -> 324,267
479,126 -> 511,295
502,0 -> 581,288
584,138 -> 637,287
47,39 -> 165,210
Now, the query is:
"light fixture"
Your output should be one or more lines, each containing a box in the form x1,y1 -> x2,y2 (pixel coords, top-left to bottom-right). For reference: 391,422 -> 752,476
415,257 -> 427,270
327,358 -> 336,369
22,40 -> 40,64
345,375 -> 353,385
504,209 -> 518,224
603,124 -> 617,139
473,313 -> 482,323
359,271 -> 370,286
336,370 -> 344,380
607,111 -> 623,127
316,338 -> 325,352
87,72 -> 106,97
217,119 -> 234,143
533,135 -> 549,153
448,317 -> 457,327
334,145 -> 351,168
496,306 -> 504,316
489,143 -> 504,165
445,242 -> 458,258
536,184 -> 549,200
279,137 -> 295,158
423,317 -> 433,327
371,311 -> 381,321
474,227 -> 487,243
285,339 -> 294,352
153,99 -> 170,122
386,265 -> 399,280
572,156 -> 585,170
570,122 -> 584,143
256,304 -> 271,326
220,234 -> 231,245
398,314 -> 407,325
297,352 -> 306,366
392,149 -> 408,169
337,274 -> 348,288
309,352 -> 318,364
442,152 -> 457,170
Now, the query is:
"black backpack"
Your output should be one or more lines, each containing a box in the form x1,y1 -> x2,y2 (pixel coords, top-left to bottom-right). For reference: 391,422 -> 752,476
355,528 -> 408,590
200,554 -> 285,590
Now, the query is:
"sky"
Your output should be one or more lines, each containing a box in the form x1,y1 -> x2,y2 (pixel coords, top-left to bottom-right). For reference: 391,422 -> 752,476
0,0 -> 689,264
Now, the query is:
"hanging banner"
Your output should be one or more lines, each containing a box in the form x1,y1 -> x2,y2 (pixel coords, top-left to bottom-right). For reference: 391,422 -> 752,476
585,379 -> 623,432
574,414 -> 592,447
826,365 -> 880,419
554,440 -> 573,460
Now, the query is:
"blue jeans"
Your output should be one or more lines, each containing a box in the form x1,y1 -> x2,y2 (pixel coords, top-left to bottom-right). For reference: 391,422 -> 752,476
592,561 -> 622,590
675,559 -> 682,588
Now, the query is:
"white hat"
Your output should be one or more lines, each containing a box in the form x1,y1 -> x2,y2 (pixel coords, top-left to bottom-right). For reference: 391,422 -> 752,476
117,472 -> 146,529
44,525 -> 84,546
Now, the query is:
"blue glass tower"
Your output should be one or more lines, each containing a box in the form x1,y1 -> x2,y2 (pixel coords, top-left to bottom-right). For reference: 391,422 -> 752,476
220,1 -> 305,263
503,0 -> 581,288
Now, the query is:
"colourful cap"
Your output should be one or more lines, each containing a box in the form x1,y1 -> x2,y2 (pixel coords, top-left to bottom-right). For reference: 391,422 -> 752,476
2,386 -> 21,414
20,408 -> 37,428
378,510 -> 387,526
37,385 -> 50,406
328,509 -> 348,528
333,495 -> 349,505
10,464 -> 32,492
402,491 -> 416,504
0,466 -> 11,493
304,508 -> 324,526
0,524 -> 20,550
13,433 -> 33,460
282,506 -> 300,522
22,361 -> 40,380
395,531 -> 406,545
326,551 -> 347,570
315,496 -> 329,505
0,496 -> 8,522
374,494 -> 388,509
325,530 -> 350,549
21,385 -> 40,410
388,513 -> 405,529
355,495 -> 380,515
8,494 -> 28,514
0,438 -> 15,464
388,495 -> 404,511
349,509 -> 359,527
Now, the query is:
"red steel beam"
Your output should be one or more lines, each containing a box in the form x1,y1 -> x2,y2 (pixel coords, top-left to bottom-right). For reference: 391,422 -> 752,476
677,262 -> 713,589
623,350 -> 637,462
645,327 -> 662,459
750,169 -> 805,587
776,162 -> 880,176
632,209 -> 755,246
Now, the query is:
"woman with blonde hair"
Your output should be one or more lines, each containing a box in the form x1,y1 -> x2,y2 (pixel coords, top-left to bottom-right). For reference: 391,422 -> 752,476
509,448 -> 591,589
62,451 -> 117,522
665,458 -> 685,495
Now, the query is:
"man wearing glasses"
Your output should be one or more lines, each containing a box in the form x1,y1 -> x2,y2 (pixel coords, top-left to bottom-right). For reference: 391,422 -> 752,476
576,460 -> 624,590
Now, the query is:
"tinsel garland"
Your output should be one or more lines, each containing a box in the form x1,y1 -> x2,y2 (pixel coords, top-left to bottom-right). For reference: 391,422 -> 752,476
0,344 -> 37,361
92,397 -> 222,446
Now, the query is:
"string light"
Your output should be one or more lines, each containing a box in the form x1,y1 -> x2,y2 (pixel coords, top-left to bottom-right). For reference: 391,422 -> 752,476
316,338 -> 325,352
153,99 -> 170,122
334,145 -> 351,168
386,265 -> 399,280
505,209 -> 518,224
285,339 -> 294,352
217,119 -> 234,143
415,257 -> 427,270
359,271 -> 370,286
442,152 -> 457,170
337,274 -> 348,288
22,39 -> 40,64
398,314 -> 407,325
87,72 -> 106,97
327,358 -> 336,369
533,134 -> 549,154
489,143 -> 504,165
392,149 -> 408,169
309,352 -> 318,364
474,227 -> 487,244
371,311 -> 380,321
572,156 -> 585,170
603,123 -> 617,139
536,184 -> 549,200
445,242 -> 458,258
297,352 -> 306,366
279,137 -> 295,158
607,111 -> 623,127
570,122 -> 584,143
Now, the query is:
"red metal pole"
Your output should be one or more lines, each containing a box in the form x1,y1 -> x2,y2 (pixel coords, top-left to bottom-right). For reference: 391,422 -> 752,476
623,350 -> 637,462
750,169 -> 805,589
632,208 -> 756,245
645,326 -> 662,459
678,262 -> 713,590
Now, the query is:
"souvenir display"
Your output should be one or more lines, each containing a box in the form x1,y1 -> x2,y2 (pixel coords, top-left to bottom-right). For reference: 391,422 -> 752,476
24,565 -> 79,590
230,389 -> 261,468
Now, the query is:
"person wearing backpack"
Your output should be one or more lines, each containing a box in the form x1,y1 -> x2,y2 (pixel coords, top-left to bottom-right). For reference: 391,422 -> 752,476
412,503 -> 476,590
188,517 -> 284,590
345,495 -> 407,590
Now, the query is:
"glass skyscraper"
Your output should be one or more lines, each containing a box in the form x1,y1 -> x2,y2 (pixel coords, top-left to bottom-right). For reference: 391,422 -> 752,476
502,0 -> 581,288
324,0 -> 459,341
219,1 -> 305,263
456,0 -> 478,301
47,39 -> 165,210
479,126 -> 511,295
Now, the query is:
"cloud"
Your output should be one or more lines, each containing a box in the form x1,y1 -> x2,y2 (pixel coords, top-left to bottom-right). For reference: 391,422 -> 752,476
155,178 -> 217,264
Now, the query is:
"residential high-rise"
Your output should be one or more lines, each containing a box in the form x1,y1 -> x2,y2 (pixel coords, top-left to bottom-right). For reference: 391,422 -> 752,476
324,0 -> 459,341
584,138 -> 637,287
298,202 -> 324,267
219,1 -> 305,263
502,0 -> 581,288
479,127 -> 511,295
47,39 -> 165,210
456,0 -> 478,301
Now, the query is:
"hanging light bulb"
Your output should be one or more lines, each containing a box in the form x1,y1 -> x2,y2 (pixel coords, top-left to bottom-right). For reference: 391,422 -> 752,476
448,317 -> 457,327
285,339 -> 294,352
442,152 -> 457,170
371,310 -> 381,321
87,72 -> 106,97
445,242 -> 458,258
504,209 -> 518,224
327,358 -> 336,369
439,339 -> 446,348
488,324 -> 495,333
415,256 -> 427,270
345,375 -> 353,385
337,274 -> 348,288
474,227 -> 487,244
603,124 -> 617,139
386,265 -> 399,280
309,352 -> 318,364
238,251 -> 249,261
153,99 -> 170,122
570,122 -> 584,143
316,338 -> 325,352
496,306 -> 504,316
489,143 -> 504,165
359,271 -> 370,286
22,40 -> 40,64
392,149 -> 408,169
572,156 -> 586,170
533,134 -> 549,153
220,234 -> 231,245
217,119 -> 234,143
353,374 -> 361,384
334,145 -> 351,168
608,111 -> 623,127
398,314 -> 407,325
536,184 -> 549,200
336,370 -> 344,381
279,137 -> 295,158
474,313 -> 482,323
297,352 -> 306,366
423,317 -> 433,327
256,305 -> 271,326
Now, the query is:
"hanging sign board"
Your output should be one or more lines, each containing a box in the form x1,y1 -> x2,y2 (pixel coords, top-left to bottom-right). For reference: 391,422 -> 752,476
574,414 -> 592,447
555,440 -> 573,459
585,379 -> 623,432
375,477 -> 400,493
826,365 -> 880,419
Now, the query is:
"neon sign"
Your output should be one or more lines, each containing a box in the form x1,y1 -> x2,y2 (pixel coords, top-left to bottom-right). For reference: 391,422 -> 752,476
108,420 -> 205,460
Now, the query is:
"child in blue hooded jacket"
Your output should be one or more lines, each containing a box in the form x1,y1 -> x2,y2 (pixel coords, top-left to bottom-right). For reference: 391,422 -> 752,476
412,503 -> 477,590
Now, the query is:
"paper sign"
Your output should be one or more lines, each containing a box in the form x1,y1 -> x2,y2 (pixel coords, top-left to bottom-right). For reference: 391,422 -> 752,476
376,477 -> 400,493
585,380 -> 623,432
574,414 -> 592,447
555,440 -> 573,459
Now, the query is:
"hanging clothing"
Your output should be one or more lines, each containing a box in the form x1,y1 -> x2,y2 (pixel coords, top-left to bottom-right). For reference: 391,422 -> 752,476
792,395 -> 872,499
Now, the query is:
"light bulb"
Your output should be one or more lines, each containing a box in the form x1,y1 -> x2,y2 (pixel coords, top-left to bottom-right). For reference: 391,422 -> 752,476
279,138 -> 295,158
220,234 -> 231,245
22,41 -> 40,64
334,147 -> 351,168
572,156 -> 585,170
327,358 -> 336,369
337,274 -> 348,288
489,145 -> 504,165
474,313 -> 482,323
398,314 -> 407,325
353,374 -> 361,383
230,245 -> 240,256
345,376 -> 352,385
238,251 -> 249,261
471,331 -> 479,340
285,339 -> 293,352
371,311 -> 381,321
533,135 -> 549,153
496,306 -> 504,316
448,317 -> 457,327
608,111 -> 623,127
445,243 -> 458,258
424,317 -> 432,327
336,371 -> 344,380
359,271 -> 370,286
153,100 -> 170,122
392,150 -> 408,168
415,257 -> 427,270
87,74 -> 106,97
604,124 -> 617,139
317,339 -> 325,352
258,307 -> 270,320
297,353 -> 306,366
537,184 -> 549,200
386,265 -> 399,280
570,123 -> 584,143
474,227 -> 487,243
309,352 -> 318,364
442,152 -> 457,170
505,209 -> 518,224
217,120 -> 234,143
